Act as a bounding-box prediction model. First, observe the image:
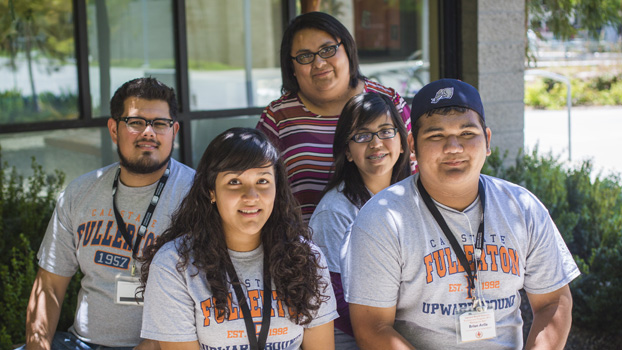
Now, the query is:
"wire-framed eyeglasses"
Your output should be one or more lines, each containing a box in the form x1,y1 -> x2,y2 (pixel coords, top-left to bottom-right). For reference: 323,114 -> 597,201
119,117 -> 174,134
349,128 -> 398,143
291,42 -> 342,65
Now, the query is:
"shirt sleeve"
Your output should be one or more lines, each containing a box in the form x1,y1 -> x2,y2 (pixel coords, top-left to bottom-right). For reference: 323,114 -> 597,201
343,214 -> 402,308
392,90 -> 412,132
256,108 -> 283,151
37,191 -> 79,277
305,247 -> 339,329
309,209 -> 352,273
141,247 -> 198,342
522,194 -> 580,294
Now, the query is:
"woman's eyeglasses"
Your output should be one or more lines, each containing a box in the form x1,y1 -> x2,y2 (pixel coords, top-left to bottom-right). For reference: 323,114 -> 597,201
291,42 -> 342,65
350,128 -> 398,143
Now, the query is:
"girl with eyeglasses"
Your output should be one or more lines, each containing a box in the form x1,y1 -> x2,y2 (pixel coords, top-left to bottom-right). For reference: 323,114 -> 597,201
257,11 -> 412,222
309,93 -> 411,349
140,128 -> 338,350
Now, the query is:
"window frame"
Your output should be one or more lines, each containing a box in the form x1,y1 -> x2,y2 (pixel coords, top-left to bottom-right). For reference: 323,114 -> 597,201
1,0 -> 458,167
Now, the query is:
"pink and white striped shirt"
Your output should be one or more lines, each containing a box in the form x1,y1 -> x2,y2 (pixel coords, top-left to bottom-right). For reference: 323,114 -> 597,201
257,79 -> 411,221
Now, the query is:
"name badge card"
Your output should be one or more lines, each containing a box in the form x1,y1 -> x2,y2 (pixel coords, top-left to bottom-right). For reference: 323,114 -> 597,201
459,310 -> 496,342
115,276 -> 143,305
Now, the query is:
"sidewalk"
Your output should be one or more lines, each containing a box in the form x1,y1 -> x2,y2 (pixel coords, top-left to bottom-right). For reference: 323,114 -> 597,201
524,106 -> 622,178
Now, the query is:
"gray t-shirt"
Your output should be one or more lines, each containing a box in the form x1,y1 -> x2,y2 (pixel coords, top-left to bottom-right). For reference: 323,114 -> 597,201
309,183 -> 360,273
343,174 -> 580,349
142,239 -> 339,349
37,159 -> 195,347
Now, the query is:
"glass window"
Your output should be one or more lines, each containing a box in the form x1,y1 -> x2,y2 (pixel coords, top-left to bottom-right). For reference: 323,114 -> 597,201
87,0 -> 176,117
0,128 -> 114,187
0,126 -> 182,188
303,0 -> 430,98
191,115 -> 260,167
0,0 -> 78,125
186,0 -> 284,111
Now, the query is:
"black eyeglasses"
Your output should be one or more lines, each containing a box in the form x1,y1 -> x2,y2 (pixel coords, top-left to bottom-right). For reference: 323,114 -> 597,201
291,42 -> 342,65
350,128 -> 398,143
119,117 -> 174,134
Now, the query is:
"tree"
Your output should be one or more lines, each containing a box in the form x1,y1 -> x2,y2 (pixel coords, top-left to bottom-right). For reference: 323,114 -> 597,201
0,0 -> 74,114
527,0 -> 622,40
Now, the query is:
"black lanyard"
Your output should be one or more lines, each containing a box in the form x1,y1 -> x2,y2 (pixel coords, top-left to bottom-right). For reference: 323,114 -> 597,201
112,162 -> 170,273
416,177 -> 486,290
225,252 -> 271,350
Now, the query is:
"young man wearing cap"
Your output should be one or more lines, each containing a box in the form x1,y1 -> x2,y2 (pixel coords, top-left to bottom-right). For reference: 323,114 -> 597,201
342,79 -> 579,349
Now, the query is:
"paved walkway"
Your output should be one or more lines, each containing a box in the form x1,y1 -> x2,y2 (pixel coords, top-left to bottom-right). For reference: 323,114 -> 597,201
524,106 -> 622,179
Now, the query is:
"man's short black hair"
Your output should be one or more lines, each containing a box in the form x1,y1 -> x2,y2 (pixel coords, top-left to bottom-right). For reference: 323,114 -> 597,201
110,77 -> 177,120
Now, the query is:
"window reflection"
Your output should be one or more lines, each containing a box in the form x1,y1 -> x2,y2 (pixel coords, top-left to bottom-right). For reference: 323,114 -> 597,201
325,0 -> 430,98
87,0 -> 175,117
0,127 -> 181,187
0,0 -> 78,124
0,128 -> 111,186
186,0 -> 283,110
191,116 -> 260,167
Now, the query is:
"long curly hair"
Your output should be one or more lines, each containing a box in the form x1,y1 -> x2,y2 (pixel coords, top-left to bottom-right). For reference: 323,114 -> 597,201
325,93 -> 411,208
140,128 -> 327,325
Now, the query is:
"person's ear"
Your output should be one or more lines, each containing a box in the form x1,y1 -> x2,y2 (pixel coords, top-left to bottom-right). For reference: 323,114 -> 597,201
407,132 -> 415,154
172,121 -> 180,138
485,127 -> 492,156
108,118 -> 119,145
345,147 -> 353,162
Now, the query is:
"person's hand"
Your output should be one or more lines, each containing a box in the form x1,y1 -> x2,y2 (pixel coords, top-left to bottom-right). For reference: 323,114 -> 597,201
134,339 -> 160,350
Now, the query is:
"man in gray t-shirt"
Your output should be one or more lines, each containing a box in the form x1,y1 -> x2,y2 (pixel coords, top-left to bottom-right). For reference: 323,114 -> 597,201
343,79 -> 579,349
21,78 -> 195,350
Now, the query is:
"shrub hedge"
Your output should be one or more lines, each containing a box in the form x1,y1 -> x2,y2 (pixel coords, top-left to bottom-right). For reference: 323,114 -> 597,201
525,74 -> 622,109
0,151 -> 81,349
483,147 -> 622,335
0,90 -> 78,125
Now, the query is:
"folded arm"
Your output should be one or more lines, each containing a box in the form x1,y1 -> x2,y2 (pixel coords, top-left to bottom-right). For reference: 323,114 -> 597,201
350,303 -> 415,350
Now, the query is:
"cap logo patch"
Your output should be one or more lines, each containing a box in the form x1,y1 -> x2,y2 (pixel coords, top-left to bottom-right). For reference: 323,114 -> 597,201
431,87 -> 454,104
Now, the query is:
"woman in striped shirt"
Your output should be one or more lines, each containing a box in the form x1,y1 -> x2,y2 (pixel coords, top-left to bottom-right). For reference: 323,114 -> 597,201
257,12 -> 411,222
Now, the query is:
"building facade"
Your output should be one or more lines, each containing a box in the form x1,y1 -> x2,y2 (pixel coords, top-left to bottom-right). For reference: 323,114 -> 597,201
0,0 -> 525,184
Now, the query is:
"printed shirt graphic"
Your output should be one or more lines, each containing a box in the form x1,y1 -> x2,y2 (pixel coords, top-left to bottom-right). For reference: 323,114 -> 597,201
37,159 -> 195,347
343,174 -> 580,350
142,240 -> 339,349
256,79 -> 411,221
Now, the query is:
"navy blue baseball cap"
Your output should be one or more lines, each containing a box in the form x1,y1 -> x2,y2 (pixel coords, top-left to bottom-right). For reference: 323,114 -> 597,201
410,79 -> 484,124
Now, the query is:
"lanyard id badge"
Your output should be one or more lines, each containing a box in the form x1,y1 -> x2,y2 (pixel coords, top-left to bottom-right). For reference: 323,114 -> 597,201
458,309 -> 496,342
417,177 -> 497,343
112,162 -> 170,276
115,275 -> 144,305
225,252 -> 272,350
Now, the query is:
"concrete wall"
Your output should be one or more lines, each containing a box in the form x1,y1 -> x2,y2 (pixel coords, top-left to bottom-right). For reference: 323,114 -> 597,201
461,0 -> 525,161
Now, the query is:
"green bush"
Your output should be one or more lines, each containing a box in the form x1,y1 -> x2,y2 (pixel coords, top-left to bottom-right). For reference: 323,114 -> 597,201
484,148 -> 622,334
525,74 -> 622,109
0,90 -> 78,124
0,150 -> 82,349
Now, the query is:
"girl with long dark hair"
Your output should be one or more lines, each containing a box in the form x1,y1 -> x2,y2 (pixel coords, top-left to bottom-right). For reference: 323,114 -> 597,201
309,93 -> 411,348
140,128 -> 338,350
